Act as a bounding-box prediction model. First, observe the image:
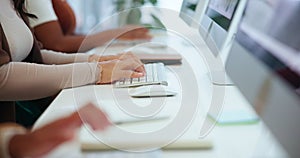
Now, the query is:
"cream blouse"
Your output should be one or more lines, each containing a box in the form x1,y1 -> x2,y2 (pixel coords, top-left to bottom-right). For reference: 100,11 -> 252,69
0,0 -> 100,101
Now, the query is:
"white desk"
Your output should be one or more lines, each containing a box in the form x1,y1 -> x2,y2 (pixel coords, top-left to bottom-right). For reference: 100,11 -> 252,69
33,29 -> 288,158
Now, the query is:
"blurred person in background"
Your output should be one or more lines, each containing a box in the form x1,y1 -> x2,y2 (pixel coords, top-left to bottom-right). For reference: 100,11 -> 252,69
26,0 -> 152,53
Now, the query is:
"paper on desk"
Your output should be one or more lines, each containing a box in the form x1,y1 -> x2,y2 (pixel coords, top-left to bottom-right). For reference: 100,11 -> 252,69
208,86 -> 260,125
97,99 -> 172,126
83,150 -> 162,158
80,124 -> 213,151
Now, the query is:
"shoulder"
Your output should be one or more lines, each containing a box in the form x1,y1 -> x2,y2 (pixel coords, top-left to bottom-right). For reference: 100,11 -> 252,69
25,0 -> 58,28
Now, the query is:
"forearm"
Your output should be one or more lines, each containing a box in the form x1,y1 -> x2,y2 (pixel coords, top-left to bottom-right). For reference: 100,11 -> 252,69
40,33 -> 108,53
40,29 -> 145,53
41,49 -> 90,64
52,30 -> 124,53
33,21 -> 150,53
41,49 -> 119,65
0,62 -> 100,101
48,34 -> 92,53
56,29 -> 127,53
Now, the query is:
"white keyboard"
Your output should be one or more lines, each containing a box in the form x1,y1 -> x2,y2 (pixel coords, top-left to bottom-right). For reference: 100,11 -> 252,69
114,63 -> 168,88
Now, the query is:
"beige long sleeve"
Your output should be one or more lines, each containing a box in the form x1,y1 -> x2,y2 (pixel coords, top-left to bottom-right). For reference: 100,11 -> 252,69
0,61 -> 100,101
40,49 -> 90,64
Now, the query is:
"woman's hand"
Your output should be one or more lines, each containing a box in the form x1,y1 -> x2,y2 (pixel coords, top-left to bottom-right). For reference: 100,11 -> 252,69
9,103 -> 111,158
97,56 -> 145,84
89,52 -> 146,84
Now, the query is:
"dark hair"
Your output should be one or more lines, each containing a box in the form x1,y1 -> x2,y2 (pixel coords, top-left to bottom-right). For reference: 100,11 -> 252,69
12,0 -> 37,18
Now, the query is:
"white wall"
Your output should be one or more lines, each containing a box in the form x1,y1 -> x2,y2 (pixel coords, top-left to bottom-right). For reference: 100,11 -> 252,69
67,0 -> 115,33
67,0 -> 184,33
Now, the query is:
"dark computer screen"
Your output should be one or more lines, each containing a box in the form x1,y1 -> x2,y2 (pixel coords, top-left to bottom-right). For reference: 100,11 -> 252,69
205,0 -> 239,31
180,0 -> 201,26
180,0 -> 200,22
236,0 -> 300,88
181,0 -> 201,15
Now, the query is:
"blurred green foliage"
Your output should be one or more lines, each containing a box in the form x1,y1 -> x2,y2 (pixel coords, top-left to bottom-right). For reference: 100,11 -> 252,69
114,0 -> 165,29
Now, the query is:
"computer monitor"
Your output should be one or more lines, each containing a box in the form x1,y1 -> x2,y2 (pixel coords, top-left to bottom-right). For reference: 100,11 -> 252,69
199,0 -> 246,57
198,0 -> 246,85
226,0 -> 300,157
179,0 -> 209,28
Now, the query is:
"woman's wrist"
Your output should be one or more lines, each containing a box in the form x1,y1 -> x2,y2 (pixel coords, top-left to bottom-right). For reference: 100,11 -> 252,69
96,63 -> 103,84
88,54 -> 99,62
89,54 -> 120,62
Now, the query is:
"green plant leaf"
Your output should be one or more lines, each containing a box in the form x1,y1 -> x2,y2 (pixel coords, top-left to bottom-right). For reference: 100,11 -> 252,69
133,0 -> 145,5
151,13 -> 166,29
148,0 -> 158,5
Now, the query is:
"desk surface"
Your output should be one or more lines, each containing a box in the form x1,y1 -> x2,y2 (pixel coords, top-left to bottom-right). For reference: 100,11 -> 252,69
34,28 -> 288,158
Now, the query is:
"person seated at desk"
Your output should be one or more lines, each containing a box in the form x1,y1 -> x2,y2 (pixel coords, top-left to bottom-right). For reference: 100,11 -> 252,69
0,0 -> 145,124
0,103 -> 111,158
26,0 -> 151,53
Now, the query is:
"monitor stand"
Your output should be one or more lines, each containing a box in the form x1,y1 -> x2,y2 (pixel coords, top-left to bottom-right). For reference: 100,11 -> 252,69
208,70 -> 234,86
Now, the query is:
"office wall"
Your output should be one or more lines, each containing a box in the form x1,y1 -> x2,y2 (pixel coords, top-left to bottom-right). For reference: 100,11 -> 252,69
67,0 -> 115,33
67,0 -> 183,34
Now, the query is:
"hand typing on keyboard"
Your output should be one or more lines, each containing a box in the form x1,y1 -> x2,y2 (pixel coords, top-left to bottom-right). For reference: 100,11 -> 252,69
97,53 -> 145,84
115,62 -> 168,88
